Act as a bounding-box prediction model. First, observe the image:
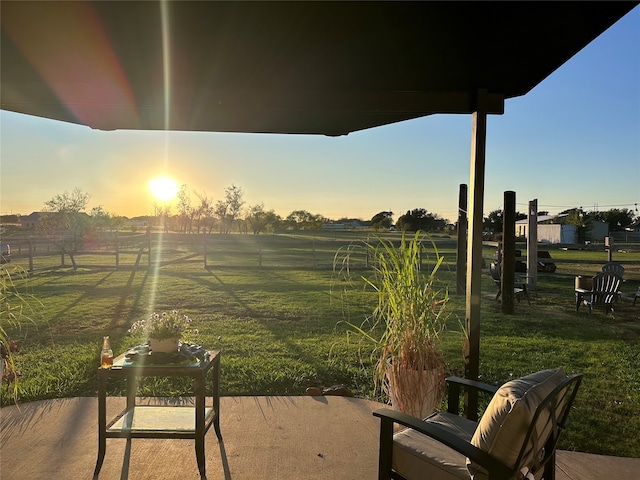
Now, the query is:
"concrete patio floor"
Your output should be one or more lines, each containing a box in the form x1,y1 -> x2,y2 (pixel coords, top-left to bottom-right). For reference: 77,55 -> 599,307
1,396 -> 638,479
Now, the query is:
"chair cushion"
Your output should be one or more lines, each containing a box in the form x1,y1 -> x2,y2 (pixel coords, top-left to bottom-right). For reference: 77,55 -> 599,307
393,411 -> 477,480
467,367 -> 566,480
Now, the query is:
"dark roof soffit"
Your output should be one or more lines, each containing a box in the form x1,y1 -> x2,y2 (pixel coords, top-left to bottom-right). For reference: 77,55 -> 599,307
1,1 -> 637,135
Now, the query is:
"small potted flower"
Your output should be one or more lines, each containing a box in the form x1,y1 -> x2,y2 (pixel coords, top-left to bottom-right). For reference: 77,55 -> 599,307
129,310 -> 195,353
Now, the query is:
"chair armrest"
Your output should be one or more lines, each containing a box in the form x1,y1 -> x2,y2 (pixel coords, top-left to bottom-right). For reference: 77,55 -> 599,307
373,408 -> 515,480
445,376 -> 499,415
446,376 -> 499,395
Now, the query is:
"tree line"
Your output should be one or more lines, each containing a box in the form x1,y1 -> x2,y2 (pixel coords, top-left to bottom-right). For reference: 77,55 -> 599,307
22,185 -> 452,237
482,207 -> 638,243
3,186 -> 636,270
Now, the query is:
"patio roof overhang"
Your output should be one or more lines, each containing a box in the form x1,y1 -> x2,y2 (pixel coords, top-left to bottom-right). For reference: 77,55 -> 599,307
2,0 -> 637,415
1,1 -> 635,136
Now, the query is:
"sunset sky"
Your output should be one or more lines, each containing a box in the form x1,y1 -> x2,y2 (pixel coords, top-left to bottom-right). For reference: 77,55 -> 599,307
1,6 -> 638,224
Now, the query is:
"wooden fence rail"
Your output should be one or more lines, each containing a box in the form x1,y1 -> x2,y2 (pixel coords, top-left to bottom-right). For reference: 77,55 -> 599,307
1,232 -> 356,272
1,232 -> 638,274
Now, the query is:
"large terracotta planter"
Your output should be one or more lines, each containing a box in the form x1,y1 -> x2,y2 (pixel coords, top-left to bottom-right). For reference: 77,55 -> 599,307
386,360 -> 444,419
149,337 -> 180,353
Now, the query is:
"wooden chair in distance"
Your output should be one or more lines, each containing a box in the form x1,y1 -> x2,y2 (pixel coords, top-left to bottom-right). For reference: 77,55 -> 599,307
601,262 -> 624,302
601,261 -> 624,278
489,262 -> 530,305
577,272 -> 622,315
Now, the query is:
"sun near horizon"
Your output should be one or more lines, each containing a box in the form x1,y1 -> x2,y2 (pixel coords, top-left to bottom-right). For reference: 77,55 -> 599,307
148,176 -> 179,202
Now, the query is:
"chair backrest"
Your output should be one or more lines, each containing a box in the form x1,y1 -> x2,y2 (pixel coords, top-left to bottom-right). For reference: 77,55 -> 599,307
467,368 -> 582,480
591,272 -> 622,305
601,262 -> 624,278
514,373 -> 583,476
491,261 -> 527,290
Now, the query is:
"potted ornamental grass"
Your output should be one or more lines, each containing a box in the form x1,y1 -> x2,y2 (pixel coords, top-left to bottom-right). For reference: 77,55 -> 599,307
1,264 -> 40,398
333,231 -> 451,418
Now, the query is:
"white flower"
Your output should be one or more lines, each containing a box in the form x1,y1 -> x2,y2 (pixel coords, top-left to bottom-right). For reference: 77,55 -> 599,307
129,309 -> 196,340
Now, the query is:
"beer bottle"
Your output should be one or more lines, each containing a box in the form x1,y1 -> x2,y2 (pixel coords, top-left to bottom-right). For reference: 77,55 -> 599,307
101,336 -> 114,368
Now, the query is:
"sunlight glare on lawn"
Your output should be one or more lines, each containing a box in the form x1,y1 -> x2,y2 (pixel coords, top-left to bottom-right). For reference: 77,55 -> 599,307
148,176 -> 179,202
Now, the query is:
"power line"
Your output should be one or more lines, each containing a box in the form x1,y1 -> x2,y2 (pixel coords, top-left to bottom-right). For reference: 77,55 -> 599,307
515,201 -> 639,211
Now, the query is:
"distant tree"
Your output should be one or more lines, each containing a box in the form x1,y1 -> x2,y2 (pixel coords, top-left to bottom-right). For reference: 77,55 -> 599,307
225,185 -> 244,228
395,208 -> 447,232
246,204 -> 281,234
151,201 -> 162,218
371,211 -> 393,230
563,208 -> 592,244
154,205 -> 172,233
90,206 -> 122,231
215,184 -> 245,234
176,184 -> 193,233
483,209 -> 503,234
594,208 -> 635,232
285,210 -> 324,230
113,215 -> 130,231
483,209 -> 526,235
246,204 -> 265,234
44,188 -> 90,213
266,211 -> 284,232
39,188 -> 91,270
194,191 -> 215,234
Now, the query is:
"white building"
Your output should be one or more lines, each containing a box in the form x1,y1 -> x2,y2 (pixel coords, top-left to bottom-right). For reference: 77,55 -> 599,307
516,215 -> 609,244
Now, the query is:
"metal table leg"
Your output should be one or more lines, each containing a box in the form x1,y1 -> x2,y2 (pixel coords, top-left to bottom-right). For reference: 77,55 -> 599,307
94,370 -> 107,477
195,370 -> 206,478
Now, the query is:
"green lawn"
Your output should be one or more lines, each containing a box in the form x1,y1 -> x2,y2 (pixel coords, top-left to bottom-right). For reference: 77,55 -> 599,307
2,232 -> 639,457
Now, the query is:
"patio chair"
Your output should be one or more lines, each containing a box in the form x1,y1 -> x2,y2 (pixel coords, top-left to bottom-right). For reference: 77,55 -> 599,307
489,262 -> 530,304
600,263 -> 624,302
577,272 -> 622,315
374,367 -> 582,480
601,262 -> 624,279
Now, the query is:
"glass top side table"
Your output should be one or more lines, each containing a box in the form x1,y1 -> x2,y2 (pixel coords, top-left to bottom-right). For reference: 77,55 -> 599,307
94,349 -> 221,479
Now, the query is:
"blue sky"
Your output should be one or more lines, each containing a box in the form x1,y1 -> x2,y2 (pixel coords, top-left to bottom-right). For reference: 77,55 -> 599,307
1,6 -> 638,223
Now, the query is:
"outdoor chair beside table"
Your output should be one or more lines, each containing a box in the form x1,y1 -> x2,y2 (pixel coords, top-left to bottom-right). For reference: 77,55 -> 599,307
95,348 -> 221,478
575,273 -> 623,314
